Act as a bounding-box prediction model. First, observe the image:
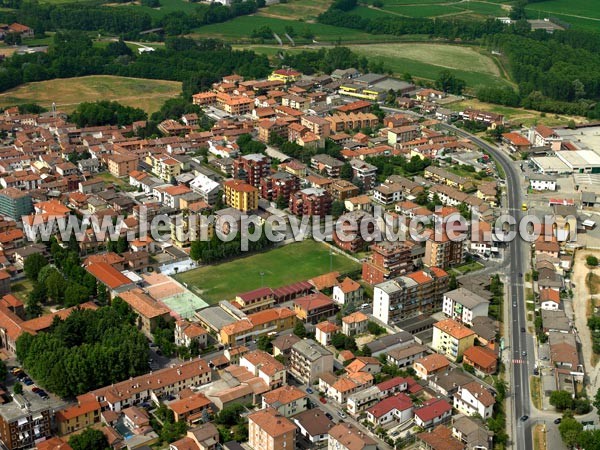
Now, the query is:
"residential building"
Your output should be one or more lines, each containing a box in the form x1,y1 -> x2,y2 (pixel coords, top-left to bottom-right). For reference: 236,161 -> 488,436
268,69 -> 301,83
289,188 -> 332,217
540,288 -> 561,311
417,425 -> 465,450
240,350 -> 287,389
120,289 -> 172,338
234,288 -> 275,314
247,408 -> 296,450
365,393 -> 413,427
452,415 -> 494,450
424,231 -> 466,269
294,293 -> 337,324
0,188 -> 32,220
387,344 -> 428,369
349,159 -> 377,190
106,152 -> 138,178
413,354 -> 450,380
168,393 -> 212,425
315,321 -> 340,347
414,398 -> 452,429
170,423 -> 220,450
233,154 -> 271,188
260,171 -> 300,203
453,381 -> 495,419
463,346 -> 498,376
327,423 -> 377,450
362,241 -> 416,285
293,409 -> 334,448
373,267 -> 449,325
223,179 -> 259,212
219,308 -> 296,345
261,385 -> 308,417
0,399 -> 52,450
341,311 -> 369,336
432,319 -> 476,362
333,211 -> 373,253
442,288 -> 490,326
174,320 -> 209,349
311,154 -> 343,177
290,338 -> 334,384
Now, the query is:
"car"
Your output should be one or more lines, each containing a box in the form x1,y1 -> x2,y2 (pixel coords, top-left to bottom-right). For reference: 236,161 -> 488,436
325,412 -> 333,420
522,351 -> 527,357
519,273 -> 523,277
36,390 -> 47,397
513,302 -> 517,307
22,378 -> 34,386
11,368 -> 22,375
533,369 -> 539,376
306,387 -> 313,394
520,415 -> 529,421
32,387 -> 40,393
319,397 -> 327,404
554,418 -> 562,424
391,431 -> 400,437
338,411 -> 347,419
521,327 -> 526,332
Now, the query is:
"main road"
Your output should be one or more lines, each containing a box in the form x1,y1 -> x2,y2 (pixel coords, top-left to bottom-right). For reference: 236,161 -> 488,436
440,124 -> 532,450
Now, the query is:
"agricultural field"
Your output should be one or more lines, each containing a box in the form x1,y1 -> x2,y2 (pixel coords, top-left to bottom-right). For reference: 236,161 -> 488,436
358,0 -> 510,19
175,240 -> 360,304
347,43 -> 511,90
446,98 -> 586,127
109,0 -> 203,19
190,15 -> 403,44
0,75 -> 181,114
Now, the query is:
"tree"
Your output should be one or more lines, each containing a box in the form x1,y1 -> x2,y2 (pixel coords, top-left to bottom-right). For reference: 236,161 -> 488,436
331,201 -> 345,218
359,344 -> 372,357
340,162 -> 353,180
4,32 -> 21,46
550,390 -> 574,411
24,254 -> 49,281
257,335 -> 273,352
13,382 -> 23,395
448,274 -> 458,290
509,0 -> 527,20
216,403 -> 244,426
367,321 -> 386,336
587,255 -> 599,267
0,360 -> 5,382
435,70 -> 466,95
69,428 -> 110,450
559,416 -> 583,448
294,321 -> 307,338
275,194 -> 288,210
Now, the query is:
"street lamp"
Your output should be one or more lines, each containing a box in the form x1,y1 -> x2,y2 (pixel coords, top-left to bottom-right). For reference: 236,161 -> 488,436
260,271 -> 265,287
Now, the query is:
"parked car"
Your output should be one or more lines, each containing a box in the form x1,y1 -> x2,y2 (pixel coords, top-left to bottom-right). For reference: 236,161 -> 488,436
306,387 -> 313,394
325,412 -> 333,420
22,378 -> 34,386
319,397 -> 327,404
338,411 -> 347,419
554,418 -> 562,424
520,415 -> 529,421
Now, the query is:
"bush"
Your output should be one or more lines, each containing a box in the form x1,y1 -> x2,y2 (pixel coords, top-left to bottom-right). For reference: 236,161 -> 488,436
587,255 -> 599,267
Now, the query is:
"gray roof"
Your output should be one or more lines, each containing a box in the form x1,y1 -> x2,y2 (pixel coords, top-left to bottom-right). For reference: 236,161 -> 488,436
429,368 -> 471,394
366,331 -> 414,355
541,309 -> 570,332
444,288 -> 489,309
292,409 -> 335,436
195,306 -> 238,330
471,316 -> 498,341
292,338 -> 332,361
452,415 -> 493,449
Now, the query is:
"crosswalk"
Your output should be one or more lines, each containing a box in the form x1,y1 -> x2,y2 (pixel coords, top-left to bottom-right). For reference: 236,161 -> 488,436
512,359 -> 527,364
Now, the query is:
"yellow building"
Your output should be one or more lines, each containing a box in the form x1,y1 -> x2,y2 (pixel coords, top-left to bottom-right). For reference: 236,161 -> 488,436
56,397 -> 101,435
149,154 -> 183,182
223,179 -> 259,212
220,308 -> 296,345
339,85 -> 382,101
431,318 -> 476,362
268,68 -> 302,83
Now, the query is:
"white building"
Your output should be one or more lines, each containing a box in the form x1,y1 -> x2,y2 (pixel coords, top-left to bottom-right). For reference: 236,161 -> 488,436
529,174 -> 557,191
442,288 -> 490,326
190,173 -> 221,205
453,381 -> 495,419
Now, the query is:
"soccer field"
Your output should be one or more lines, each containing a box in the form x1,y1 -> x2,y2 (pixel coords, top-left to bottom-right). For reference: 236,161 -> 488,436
175,240 -> 360,304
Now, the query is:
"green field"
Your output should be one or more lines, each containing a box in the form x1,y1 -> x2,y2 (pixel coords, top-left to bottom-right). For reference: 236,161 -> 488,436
0,75 -> 181,113
347,43 -> 511,89
110,0 -> 203,19
175,240 -> 360,303
257,0 -> 333,20
357,0 -> 510,19
190,15 -> 403,43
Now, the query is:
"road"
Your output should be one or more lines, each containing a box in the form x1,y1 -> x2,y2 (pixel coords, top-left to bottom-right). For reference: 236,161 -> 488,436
440,124 -> 532,450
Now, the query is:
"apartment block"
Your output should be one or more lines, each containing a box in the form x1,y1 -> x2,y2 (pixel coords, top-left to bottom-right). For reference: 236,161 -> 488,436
432,318 -> 476,362
289,188 -> 332,218
223,179 -> 259,212
290,339 -> 334,384
233,153 -> 271,188
248,408 -> 296,450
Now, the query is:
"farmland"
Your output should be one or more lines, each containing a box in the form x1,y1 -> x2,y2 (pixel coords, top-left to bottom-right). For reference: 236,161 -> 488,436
0,75 -> 181,113
257,0 -> 333,20
175,240 -> 360,304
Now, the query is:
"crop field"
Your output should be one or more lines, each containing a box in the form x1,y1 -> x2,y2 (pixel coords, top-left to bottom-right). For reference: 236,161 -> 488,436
190,15 -> 403,43
359,0 -> 510,19
107,0 -> 202,19
175,240 -> 360,304
0,75 -> 181,113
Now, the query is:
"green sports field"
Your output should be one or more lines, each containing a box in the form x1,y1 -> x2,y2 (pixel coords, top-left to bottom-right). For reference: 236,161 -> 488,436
175,240 -> 360,304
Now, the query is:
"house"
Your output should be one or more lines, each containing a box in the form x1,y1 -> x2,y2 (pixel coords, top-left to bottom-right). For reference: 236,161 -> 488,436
463,346 -> 497,376
530,174 -> 557,191
321,371 -> 374,404
417,425 -> 466,450
365,393 -> 413,427
453,381 -> 495,419
174,320 -> 208,349
414,398 -> 453,429
240,350 -> 287,389
413,354 -> 450,380
432,318 -> 476,362
85,262 -> 135,295
345,356 -> 381,375
452,415 -> 494,450
168,392 -> 212,425
442,288 -> 490,326
327,423 -> 377,450
540,288 -> 561,310
541,309 -> 570,333
272,333 -> 300,359
247,408 -> 296,450
290,338 -> 334,384
332,278 -> 363,306
471,316 -> 498,348
341,311 -> 369,336
315,321 -> 340,347
120,289 -> 172,338
346,386 -> 383,416
387,344 -> 428,368
292,409 -> 334,448
293,293 -> 337,324
261,385 -> 308,417
219,308 -> 296,345
170,423 -> 220,450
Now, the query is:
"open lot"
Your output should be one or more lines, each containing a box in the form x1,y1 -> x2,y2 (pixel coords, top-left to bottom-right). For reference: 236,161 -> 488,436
257,0 -> 333,20
0,75 -> 181,114
446,98 -> 586,127
175,240 -> 360,304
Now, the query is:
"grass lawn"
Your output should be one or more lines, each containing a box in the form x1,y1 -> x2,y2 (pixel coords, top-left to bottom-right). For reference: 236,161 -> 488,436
0,75 -> 181,114
530,376 -> 543,410
97,172 -> 137,190
445,98 -> 586,127
450,261 -> 485,276
175,240 -> 360,303
11,279 -> 34,302
106,0 -> 202,19
190,15 -> 403,44
346,43 -> 511,90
